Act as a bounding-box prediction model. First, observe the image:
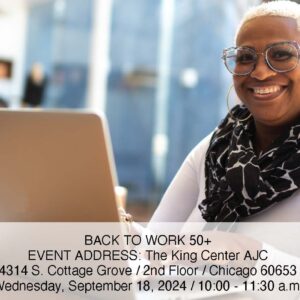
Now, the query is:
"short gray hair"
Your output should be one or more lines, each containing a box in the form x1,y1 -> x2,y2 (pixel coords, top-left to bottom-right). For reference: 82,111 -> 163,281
235,0 -> 300,44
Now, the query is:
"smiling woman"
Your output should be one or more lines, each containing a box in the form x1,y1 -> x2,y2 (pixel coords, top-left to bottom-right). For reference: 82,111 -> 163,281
147,0 -> 300,224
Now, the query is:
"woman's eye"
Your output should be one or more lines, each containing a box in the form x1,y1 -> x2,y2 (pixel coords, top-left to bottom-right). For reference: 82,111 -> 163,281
236,53 -> 255,64
271,50 -> 293,60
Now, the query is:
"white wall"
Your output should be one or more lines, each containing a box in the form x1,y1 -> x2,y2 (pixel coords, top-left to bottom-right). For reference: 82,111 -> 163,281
0,3 -> 28,106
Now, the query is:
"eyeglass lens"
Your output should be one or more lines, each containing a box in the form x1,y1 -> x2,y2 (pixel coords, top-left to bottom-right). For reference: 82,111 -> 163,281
225,43 -> 299,75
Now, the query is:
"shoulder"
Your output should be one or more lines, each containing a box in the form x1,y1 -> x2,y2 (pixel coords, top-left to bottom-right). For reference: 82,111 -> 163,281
193,132 -> 213,152
184,132 -> 213,171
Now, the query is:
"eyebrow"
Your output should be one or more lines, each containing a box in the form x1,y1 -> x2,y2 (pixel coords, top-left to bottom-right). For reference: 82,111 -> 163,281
238,40 -> 292,50
238,45 -> 255,50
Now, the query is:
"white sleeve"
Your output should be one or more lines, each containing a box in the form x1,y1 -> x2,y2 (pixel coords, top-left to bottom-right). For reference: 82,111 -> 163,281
149,133 -> 212,223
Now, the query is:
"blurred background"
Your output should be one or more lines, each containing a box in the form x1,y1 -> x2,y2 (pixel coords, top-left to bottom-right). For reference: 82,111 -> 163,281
1,0 -> 286,220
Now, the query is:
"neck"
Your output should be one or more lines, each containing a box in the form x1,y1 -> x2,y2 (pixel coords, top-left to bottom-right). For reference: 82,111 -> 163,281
253,121 -> 290,154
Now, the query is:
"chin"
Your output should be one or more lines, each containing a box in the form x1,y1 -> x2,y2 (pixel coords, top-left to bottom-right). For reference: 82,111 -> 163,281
251,111 -> 294,127
244,97 -> 291,121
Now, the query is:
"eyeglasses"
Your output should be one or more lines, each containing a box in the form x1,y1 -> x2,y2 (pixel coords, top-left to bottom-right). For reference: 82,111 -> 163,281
222,41 -> 300,76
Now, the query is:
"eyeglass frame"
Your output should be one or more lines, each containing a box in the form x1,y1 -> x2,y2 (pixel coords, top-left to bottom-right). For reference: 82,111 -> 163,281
222,40 -> 300,76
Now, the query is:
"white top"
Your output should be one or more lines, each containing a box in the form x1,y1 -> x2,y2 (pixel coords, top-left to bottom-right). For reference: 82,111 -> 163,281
144,133 -> 300,300
150,133 -> 300,223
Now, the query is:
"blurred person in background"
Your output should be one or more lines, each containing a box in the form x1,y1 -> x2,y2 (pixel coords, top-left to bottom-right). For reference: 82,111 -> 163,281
0,60 -> 11,107
0,99 -> 8,108
22,62 -> 47,107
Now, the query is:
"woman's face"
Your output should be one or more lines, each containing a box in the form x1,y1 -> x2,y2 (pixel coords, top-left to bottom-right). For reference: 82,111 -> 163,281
234,16 -> 300,127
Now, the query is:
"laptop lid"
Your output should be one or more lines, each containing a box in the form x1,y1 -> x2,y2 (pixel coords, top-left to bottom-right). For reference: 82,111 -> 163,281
0,109 -> 120,221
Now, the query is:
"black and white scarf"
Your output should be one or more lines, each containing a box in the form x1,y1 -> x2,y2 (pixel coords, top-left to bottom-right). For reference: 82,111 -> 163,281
199,105 -> 300,222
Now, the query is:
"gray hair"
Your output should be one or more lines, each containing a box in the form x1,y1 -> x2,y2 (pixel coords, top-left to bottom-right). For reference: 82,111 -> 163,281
235,0 -> 300,44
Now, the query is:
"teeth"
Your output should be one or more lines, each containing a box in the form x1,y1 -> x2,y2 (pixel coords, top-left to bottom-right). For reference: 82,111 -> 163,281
253,86 -> 281,95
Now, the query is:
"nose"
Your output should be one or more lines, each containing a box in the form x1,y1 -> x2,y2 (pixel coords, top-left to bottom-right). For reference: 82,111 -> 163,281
250,54 -> 277,80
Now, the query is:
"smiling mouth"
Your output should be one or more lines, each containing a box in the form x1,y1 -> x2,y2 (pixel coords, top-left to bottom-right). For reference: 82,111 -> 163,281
248,85 -> 287,100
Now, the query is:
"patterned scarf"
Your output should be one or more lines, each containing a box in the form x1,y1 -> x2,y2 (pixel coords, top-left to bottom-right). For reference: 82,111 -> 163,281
199,105 -> 300,222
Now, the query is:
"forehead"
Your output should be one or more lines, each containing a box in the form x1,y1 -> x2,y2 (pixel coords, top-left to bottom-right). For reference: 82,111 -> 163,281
236,16 -> 300,46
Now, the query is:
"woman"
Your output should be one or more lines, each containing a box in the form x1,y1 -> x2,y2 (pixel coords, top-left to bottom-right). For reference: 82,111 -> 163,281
149,0 -> 300,224
22,63 -> 47,107
125,3 -> 300,299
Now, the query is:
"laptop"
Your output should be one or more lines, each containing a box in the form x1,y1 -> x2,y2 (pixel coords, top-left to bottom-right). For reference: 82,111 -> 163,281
0,109 -> 245,300
0,109 -> 119,222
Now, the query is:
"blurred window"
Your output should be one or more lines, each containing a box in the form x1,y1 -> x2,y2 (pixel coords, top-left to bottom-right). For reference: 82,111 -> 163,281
24,0 -> 259,203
